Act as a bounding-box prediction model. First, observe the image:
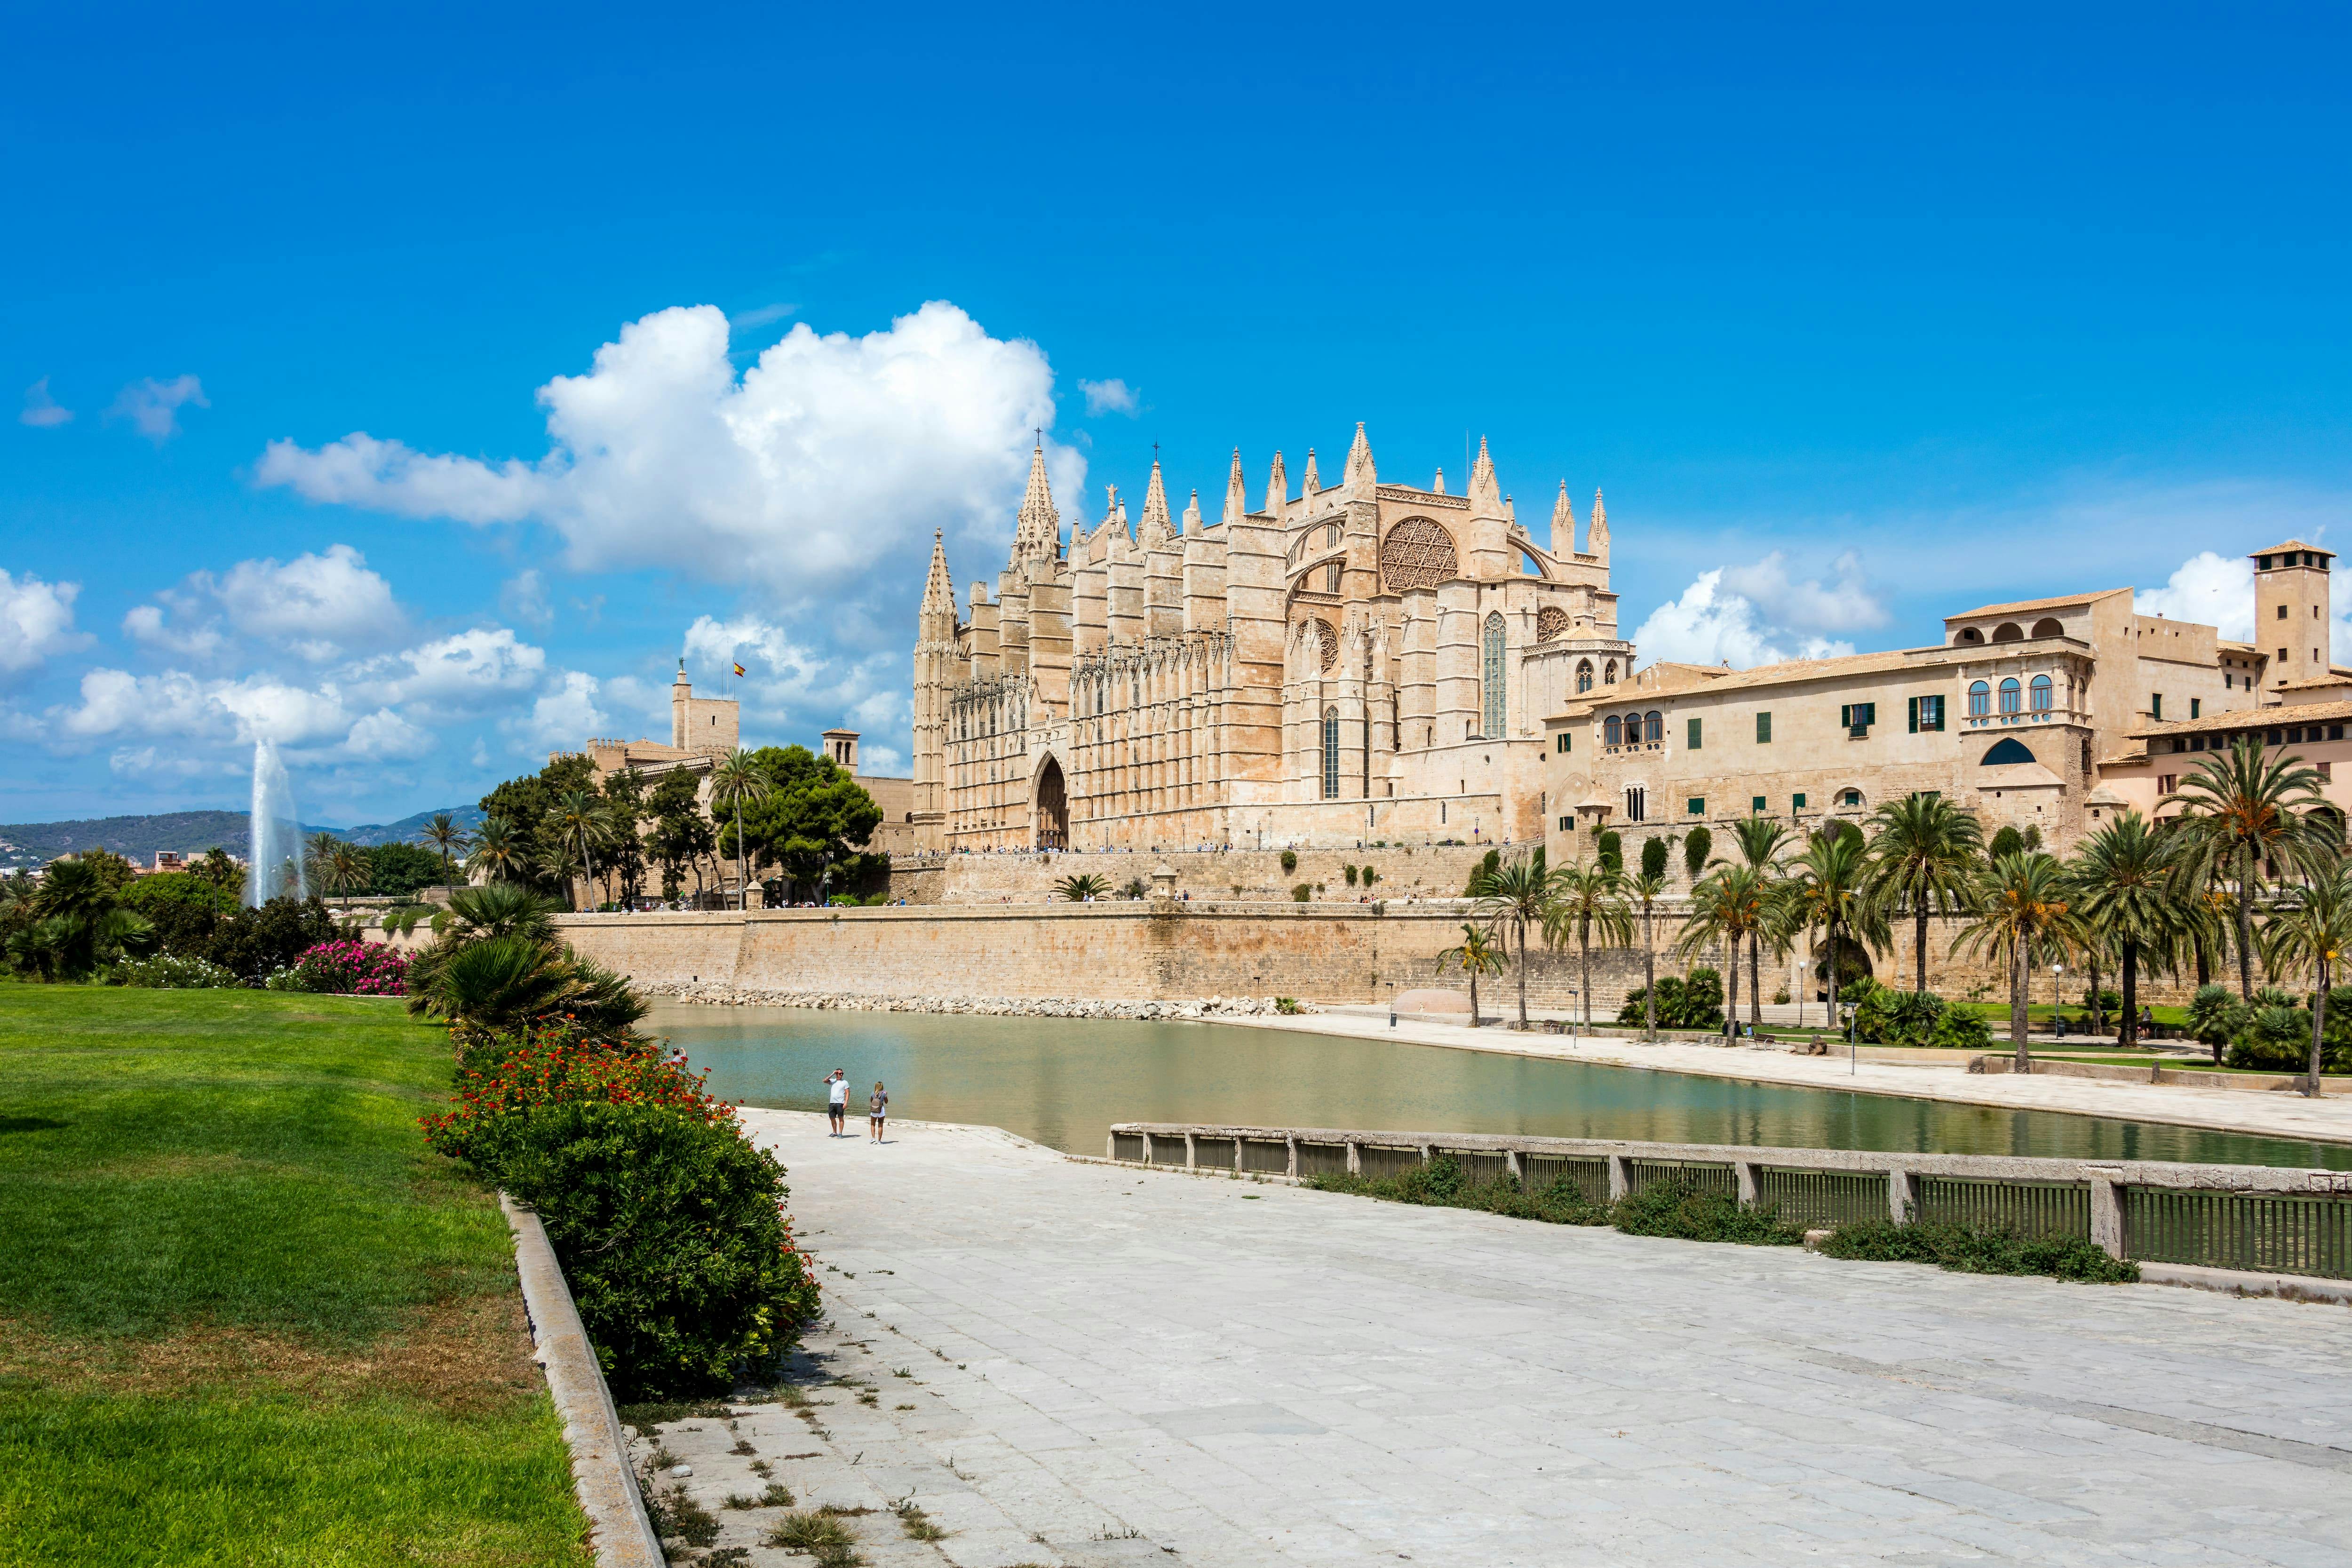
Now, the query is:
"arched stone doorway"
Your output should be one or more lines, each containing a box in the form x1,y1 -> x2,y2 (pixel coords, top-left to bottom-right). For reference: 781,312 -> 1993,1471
1034,756 -> 1068,850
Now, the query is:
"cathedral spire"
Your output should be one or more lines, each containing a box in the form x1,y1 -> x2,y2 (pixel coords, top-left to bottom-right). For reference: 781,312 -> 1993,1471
1264,450 -> 1287,516
1344,422 -> 1375,489
1550,480 -> 1575,556
1223,449 -> 1247,525
1142,454 -> 1176,544
1183,487 -> 1203,536
1301,447 -> 1320,502
1589,487 -> 1610,564
921,528 -> 954,612
1468,435 -> 1500,511
1014,442 -> 1060,561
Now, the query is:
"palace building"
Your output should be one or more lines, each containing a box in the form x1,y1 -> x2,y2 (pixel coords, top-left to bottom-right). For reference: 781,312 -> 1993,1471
912,428 -> 1621,851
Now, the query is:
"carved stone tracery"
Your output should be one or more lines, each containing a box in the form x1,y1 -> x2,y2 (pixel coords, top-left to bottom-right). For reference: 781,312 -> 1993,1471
1379,517 -> 1460,593
1536,606 -> 1570,643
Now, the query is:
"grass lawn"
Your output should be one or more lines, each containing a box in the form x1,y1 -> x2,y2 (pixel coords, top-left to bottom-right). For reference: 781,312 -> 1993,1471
0,983 -> 589,1567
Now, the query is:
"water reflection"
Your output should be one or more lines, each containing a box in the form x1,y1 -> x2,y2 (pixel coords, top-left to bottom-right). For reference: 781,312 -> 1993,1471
653,1003 -> 2352,1170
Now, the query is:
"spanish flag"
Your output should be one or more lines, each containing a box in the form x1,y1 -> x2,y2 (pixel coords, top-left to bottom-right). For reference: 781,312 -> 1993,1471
732,662 -> 746,677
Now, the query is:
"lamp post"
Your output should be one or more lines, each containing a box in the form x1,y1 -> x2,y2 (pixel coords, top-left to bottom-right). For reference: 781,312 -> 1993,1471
2051,962 -> 2065,1037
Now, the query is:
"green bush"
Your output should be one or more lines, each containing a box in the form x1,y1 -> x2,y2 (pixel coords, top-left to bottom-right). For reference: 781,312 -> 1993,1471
1596,831 -> 1622,873
1820,1219 -> 2138,1282
1855,985 -> 1947,1047
1929,1007 -> 1992,1051
1617,967 -> 1724,1029
1611,1173 -> 1804,1245
1291,883 -> 1312,902
1279,849 -> 1298,874
1461,847 -> 1501,895
1682,826 -> 1711,879
1640,836 -> 1669,880
1306,1155 -> 1609,1226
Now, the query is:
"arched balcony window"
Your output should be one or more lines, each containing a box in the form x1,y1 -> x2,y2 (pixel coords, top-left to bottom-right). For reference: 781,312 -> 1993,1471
1321,707 -> 1340,799
1968,680 -> 1990,716
1481,613 -> 1507,738
1999,677 -> 2022,714
1575,659 -> 1594,694
1604,714 -> 1623,746
2029,674 -> 2052,712
1644,711 -> 1664,744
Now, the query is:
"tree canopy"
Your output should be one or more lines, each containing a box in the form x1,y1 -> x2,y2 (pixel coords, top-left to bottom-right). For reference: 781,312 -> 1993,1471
729,746 -> 884,899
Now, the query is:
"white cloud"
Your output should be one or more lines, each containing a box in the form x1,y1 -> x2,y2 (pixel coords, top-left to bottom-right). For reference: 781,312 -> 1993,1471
208,677 -> 351,747
0,570 -> 87,673
1632,569 -> 1856,669
510,670 -> 606,753
683,614 -> 826,698
121,602 -> 226,661
109,374 -> 207,444
501,569 -> 553,628
207,544 -> 402,653
256,300 -> 1083,593
2136,551 -> 2256,641
731,302 -> 796,329
1079,377 -> 1138,416
344,708 -> 435,760
57,668 -> 216,740
358,626 -> 547,709
1718,550 -> 1887,635
19,378 -> 71,429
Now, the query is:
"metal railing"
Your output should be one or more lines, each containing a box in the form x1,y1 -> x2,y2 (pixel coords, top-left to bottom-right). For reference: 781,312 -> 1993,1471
1106,1122 -> 2352,1281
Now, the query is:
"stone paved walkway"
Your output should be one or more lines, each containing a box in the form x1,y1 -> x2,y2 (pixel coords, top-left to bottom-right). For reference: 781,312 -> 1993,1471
629,1111 -> 2352,1568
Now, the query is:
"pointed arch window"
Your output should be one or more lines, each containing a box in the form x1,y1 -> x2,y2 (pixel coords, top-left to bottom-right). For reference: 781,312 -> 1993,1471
1604,660 -> 1618,685
1321,707 -> 1341,799
1575,659 -> 1594,694
1481,613 -> 1507,738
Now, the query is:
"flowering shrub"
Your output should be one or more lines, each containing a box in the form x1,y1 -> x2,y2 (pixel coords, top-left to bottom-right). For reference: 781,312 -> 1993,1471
115,953 -> 241,989
422,1017 -> 821,1398
273,938 -> 409,995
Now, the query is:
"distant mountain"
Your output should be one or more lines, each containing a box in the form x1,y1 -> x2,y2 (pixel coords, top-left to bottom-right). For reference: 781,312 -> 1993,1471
336,805 -> 487,848
0,805 -> 486,867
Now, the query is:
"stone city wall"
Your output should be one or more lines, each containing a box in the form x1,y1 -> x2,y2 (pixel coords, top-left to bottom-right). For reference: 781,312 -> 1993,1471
890,843 -> 1514,906
553,902 -> 2205,1014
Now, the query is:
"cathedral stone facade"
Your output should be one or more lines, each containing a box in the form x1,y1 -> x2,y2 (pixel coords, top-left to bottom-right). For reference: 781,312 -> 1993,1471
913,427 -> 1629,852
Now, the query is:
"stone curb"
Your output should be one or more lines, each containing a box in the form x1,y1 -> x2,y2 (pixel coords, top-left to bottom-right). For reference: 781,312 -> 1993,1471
501,1194 -> 663,1568
2138,1261 -> 2352,1306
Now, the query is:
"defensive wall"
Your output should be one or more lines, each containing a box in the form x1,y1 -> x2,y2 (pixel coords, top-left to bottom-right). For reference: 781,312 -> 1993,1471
552,901 -> 2203,1013
886,842 -> 1504,905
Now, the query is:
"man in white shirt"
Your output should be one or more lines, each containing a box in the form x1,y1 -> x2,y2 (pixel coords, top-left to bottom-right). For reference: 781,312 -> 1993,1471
824,1069 -> 849,1137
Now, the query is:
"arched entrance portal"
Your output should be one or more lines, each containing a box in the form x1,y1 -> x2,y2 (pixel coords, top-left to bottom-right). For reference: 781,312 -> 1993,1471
1034,756 -> 1068,850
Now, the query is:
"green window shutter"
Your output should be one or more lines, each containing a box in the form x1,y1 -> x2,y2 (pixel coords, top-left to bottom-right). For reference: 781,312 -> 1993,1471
1686,716 -> 1702,749
1751,795 -> 1766,813
1687,797 -> 1704,816
1839,704 -> 1851,727
1793,792 -> 1807,809
1907,696 -> 1919,733
1860,702 -> 1876,726
1756,711 -> 1772,743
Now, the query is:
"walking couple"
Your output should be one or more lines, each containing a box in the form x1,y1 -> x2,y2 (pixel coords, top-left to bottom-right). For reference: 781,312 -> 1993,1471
822,1068 -> 889,1143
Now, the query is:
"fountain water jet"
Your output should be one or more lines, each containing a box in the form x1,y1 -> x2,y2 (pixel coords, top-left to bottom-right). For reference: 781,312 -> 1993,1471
245,739 -> 306,906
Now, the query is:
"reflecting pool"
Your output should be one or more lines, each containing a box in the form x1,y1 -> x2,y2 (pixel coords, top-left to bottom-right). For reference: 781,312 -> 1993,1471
653,1003 -> 2352,1170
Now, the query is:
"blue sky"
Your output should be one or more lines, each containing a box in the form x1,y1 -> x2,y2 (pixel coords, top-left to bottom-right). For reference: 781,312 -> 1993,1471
4,2 -> 2349,826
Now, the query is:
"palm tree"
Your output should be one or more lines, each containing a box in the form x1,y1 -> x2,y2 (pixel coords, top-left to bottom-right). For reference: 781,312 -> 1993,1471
1953,851 -> 2080,1067
708,749 -> 774,912
2257,865 -> 2352,1096
1629,869 -> 1668,1040
414,812 -> 472,892
1729,817 -> 1793,1026
2167,735 -> 2331,1000
1778,828 -> 1885,1036
1470,856 -> 1561,1028
466,816 -> 525,884
1053,872 -> 1110,901
324,840 -> 371,908
196,845 -> 240,913
1436,923 -> 1506,1026
1678,863 -> 1769,1040
303,831 -> 340,894
534,835 -> 584,910
2067,810 -> 2178,1050
551,789 -> 608,909
1542,860 -> 1632,1030
1864,793 -> 1983,993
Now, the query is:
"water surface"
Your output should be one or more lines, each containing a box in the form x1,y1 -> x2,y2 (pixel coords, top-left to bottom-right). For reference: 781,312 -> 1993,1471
654,1003 -> 2352,1170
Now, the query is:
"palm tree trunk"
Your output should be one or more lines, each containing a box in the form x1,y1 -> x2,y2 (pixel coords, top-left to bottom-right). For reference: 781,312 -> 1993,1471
1642,905 -> 1655,1041
1915,903 -> 1930,994
2310,957 -> 2328,1098
735,801 -> 748,912
2194,931 -> 2210,987
1826,920 -> 1841,1044
2011,944 -> 2030,1068
2236,855 -> 2256,1000
1748,931 -> 1761,1025
1580,930 -> 1591,1028
2120,940 -> 2138,1049
1517,917 -> 1530,1029
1724,936 -> 1740,1040
1469,969 -> 1479,1025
